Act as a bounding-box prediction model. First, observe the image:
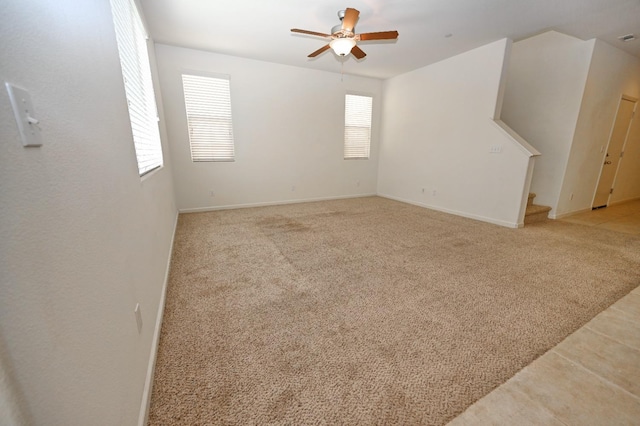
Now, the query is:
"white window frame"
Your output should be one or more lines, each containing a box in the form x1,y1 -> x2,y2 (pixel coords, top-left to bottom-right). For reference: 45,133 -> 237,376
344,93 -> 373,160
109,0 -> 164,176
181,73 -> 235,162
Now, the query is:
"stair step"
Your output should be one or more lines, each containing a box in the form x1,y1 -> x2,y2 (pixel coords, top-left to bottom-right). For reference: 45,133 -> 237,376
525,204 -> 551,224
527,192 -> 537,207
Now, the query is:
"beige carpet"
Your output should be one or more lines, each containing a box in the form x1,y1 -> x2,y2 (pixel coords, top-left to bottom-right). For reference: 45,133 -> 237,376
148,197 -> 640,425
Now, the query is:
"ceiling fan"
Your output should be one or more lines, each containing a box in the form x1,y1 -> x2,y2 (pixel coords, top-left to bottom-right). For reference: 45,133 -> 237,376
291,7 -> 399,59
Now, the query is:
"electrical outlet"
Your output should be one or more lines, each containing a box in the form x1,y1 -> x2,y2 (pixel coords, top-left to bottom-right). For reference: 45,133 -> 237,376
570,193 -> 574,200
291,185 -> 296,192
134,303 -> 142,334
432,190 -> 437,196
209,190 -> 215,197
356,180 -> 360,187
421,188 -> 425,194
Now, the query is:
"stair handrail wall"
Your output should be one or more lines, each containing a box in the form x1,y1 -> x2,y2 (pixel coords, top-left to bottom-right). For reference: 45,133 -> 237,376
490,118 -> 541,226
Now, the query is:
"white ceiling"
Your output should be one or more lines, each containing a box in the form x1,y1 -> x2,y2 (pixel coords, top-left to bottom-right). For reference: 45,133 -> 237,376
139,0 -> 640,79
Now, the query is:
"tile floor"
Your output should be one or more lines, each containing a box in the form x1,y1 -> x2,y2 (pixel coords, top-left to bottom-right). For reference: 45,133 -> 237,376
558,199 -> 640,235
448,201 -> 640,425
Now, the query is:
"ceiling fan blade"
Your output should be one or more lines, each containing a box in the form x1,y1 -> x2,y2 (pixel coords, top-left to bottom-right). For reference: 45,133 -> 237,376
358,31 -> 399,41
342,8 -> 360,32
308,44 -> 331,57
291,28 -> 331,38
351,45 -> 366,59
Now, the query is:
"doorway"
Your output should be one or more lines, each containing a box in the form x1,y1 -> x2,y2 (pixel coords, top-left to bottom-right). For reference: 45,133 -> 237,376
593,96 -> 637,209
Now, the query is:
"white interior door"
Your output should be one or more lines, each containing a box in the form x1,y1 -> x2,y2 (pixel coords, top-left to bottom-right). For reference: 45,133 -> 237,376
593,98 -> 636,208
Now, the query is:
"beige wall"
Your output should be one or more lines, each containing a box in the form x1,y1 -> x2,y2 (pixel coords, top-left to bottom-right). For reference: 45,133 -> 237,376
0,0 -> 177,424
154,44 -> 383,212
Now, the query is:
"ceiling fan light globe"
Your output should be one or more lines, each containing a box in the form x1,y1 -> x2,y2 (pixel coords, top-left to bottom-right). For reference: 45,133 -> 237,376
330,38 -> 356,56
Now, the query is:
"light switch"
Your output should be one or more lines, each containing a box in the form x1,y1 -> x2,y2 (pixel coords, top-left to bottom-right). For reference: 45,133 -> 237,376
5,82 -> 42,147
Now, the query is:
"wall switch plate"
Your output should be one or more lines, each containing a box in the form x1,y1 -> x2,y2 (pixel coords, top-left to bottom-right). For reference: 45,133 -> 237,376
134,303 -> 143,334
5,82 -> 42,147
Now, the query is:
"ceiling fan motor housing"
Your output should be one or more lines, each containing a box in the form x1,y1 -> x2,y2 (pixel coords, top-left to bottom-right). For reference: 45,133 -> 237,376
332,10 -> 348,36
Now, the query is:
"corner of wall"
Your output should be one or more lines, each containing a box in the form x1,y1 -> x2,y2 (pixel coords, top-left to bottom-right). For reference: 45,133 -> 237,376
493,38 -> 513,120
553,38 -> 602,217
377,38 -> 534,227
502,30 -> 596,218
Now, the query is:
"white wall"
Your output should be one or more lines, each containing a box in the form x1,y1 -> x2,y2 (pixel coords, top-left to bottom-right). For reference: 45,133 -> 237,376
378,39 -> 534,228
557,40 -> 640,215
0,1 -> 177,425
154,44 -> 383,212
501,31 -> 594,214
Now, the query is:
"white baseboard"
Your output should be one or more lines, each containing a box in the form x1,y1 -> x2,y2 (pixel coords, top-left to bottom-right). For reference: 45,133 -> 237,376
377,193 -> 521,229
610,196 -> 640,206
178,193 -> 378,213
137,210 -> 179,426
550,208 -> 591,219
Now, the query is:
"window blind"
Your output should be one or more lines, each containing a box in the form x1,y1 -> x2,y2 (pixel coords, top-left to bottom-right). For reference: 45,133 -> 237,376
181,74 -> 235,162
110,0 -> 163,175
344,94 -> 372,159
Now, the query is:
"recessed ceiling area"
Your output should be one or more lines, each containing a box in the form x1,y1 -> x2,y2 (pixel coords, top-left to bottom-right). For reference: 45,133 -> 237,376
139,0 -> 640,79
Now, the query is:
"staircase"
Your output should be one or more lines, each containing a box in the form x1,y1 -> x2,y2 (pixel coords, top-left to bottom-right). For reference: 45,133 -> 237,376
524,193 -> 551,224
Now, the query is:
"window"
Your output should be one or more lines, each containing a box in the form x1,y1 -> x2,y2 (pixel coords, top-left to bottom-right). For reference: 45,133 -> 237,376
109,0 -> 163,175
181,74 -> 235,162
344,94 -> 373,159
